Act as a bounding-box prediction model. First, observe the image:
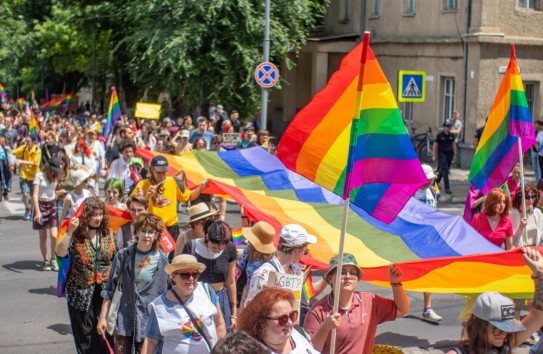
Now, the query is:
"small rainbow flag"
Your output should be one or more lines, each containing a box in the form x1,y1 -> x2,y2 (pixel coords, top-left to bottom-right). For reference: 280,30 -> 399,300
232,228 -> 245,245
301,267 -> 316,302
102,87 -> 122,141
468,44 -> 535,194
28,105 -> 40,140
0,83 -> 6,97
41,93 -> 72,112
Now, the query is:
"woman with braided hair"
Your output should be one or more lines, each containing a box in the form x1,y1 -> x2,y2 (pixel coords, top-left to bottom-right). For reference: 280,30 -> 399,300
97,213 -> 169,353
55,196 -> 116,354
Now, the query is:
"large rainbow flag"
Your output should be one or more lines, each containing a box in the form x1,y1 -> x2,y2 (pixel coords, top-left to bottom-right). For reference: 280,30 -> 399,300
468,44 -> 535,193
27,104 -> 40,139
276,34 -> 426,224
137,147 -> 537,297
41,93 -> 72,112
102,87 -> 122,141
0,83 -> 6,97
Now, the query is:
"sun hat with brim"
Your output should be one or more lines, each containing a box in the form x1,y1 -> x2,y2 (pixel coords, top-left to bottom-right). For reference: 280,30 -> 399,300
242,221 -> 277,254
165,254 -> 206,275
71,168 -> 92,187
185,202 -> 218,225
472,292 -> 526,333
421,164 -> 436,180
324,253 -> 364,280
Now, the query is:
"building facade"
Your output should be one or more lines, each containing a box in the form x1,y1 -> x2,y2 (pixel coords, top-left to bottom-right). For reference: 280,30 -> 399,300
269,0 -> 543,166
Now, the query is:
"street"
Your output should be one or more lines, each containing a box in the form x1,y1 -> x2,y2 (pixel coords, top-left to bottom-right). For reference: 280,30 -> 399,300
0,175 -> 533,354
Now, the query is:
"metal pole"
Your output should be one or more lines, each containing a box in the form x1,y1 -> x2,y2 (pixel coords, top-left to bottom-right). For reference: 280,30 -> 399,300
260,0 -> 271,130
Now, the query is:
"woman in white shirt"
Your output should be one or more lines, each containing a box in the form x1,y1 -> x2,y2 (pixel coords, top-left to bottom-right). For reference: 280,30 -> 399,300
32,157 -> 64,271
510,184 -> 543,247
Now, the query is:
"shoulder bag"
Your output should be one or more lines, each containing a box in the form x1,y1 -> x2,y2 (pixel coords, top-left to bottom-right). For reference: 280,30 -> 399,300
171,288 -> 213,351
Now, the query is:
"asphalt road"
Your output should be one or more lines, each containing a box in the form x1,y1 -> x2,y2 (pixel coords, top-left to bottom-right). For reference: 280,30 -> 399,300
0,175 -> 533,353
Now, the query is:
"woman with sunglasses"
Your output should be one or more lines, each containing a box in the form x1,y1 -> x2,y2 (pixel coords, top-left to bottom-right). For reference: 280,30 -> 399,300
238,287 -> 319,354
182,220 -> 238,332
143,254 -> 226,354
447,247 -> 543,354
304,253 -> 408,354
510,184 -> 543,248
97,213 -> 169,354
470,187 -> 514,249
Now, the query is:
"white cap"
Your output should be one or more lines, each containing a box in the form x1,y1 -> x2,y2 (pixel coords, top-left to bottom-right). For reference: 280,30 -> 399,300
421,164 -> 436,180
280,224 -> 317,247
181,129 -> 190,138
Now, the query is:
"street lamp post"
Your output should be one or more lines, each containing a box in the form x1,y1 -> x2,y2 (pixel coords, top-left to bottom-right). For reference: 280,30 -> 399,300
260,0 -> 271,130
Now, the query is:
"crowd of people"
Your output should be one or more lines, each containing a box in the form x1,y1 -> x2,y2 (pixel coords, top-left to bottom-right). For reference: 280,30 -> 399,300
2,100 -> 543,354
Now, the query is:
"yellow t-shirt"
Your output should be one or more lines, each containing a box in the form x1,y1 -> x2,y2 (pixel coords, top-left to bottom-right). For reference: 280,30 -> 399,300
133,177 -> 191,227
12,144 -> 41,181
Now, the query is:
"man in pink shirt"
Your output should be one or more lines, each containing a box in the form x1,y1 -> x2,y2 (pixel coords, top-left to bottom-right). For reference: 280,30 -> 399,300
304,253 -> 409,354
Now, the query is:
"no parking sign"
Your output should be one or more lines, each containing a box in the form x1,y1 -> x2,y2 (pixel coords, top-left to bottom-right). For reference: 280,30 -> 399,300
255,62 -> 279,88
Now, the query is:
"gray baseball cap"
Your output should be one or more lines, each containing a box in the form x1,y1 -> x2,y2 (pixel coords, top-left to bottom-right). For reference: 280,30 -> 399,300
472,292 -> 526,333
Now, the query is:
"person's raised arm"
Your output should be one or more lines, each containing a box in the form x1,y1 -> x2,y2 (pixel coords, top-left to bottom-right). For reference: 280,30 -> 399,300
188,179 -> 209,202
516,247 -> 543,345
389,264 -> 409,317
60,194 -> 72,222
55,217 -> 79,257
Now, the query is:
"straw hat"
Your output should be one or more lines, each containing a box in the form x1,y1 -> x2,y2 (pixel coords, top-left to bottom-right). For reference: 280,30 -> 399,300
242,221 -> 277,254
165,254 -> 206,275
186,202 -> 218,224
71,168 -> 92,187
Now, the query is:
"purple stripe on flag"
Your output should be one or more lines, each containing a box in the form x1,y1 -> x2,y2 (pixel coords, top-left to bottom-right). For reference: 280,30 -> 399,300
349,158 -> 427,185
371,184 -> 422,224
481,146 -> 520,194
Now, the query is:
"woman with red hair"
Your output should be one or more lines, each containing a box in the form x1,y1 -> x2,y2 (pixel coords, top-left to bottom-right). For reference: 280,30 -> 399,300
470,187 -> 514,249
238,287 -> 319,353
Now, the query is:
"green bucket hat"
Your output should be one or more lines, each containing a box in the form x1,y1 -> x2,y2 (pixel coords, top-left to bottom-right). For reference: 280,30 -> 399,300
324,253 -> 363,280
130,157 -> 144,168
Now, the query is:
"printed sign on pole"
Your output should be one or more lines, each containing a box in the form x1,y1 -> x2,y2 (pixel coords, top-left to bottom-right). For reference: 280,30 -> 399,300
398,70 -> 426,102
255,62 -> 280,88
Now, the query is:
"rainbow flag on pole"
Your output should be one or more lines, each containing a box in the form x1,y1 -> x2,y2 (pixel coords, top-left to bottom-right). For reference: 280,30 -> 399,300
41,93 -> 72,112
277,33 -> 427,223
301,267 -> 316,302
102,87 -> 122,141
0,83 -> 6,98
28,104 -> 40,140
232,228 -> 245,246
468,44 -> 535,193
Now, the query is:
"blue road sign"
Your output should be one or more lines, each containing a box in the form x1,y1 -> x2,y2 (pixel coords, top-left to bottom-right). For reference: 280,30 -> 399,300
398,70 -> 426,102
255,62 -> 279,88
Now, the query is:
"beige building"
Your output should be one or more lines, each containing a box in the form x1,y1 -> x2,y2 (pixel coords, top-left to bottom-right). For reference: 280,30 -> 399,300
269,0 -> 543,166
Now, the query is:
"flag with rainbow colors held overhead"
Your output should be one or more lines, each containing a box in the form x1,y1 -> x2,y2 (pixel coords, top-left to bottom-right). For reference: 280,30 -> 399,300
276,33 -> 427,224
0,82 -> 6,97
41,93 -> 72,112
468,44 -> 535,194
28,104 -> 40,140
102,87 -> 122,141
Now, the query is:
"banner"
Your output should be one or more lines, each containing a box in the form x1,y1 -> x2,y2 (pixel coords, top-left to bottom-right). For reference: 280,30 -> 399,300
135,102 -> 161,119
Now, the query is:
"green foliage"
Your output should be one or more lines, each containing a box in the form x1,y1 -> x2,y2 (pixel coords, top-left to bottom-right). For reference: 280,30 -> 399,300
0,0 -> 330,116
373,344 -> 404,354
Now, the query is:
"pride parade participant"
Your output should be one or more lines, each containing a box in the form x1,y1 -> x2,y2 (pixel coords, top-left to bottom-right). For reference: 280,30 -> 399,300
304,253 -> 409,354
132,155 -> 208,241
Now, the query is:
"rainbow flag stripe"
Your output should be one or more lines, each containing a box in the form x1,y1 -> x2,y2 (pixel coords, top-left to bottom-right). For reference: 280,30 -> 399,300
136,147 -> 537,297
276,33 -> 426,224
102,87 -> 122,141
302,268 -> 316,302
41,93 -> 72,112
232,228 -> 245,246
468,44 -> 535,194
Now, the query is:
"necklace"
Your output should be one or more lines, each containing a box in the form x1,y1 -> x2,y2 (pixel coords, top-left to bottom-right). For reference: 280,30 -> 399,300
488,216 -> 500,229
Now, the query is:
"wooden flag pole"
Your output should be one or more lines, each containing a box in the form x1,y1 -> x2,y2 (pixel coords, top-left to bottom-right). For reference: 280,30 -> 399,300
517,139 -> 528,242
329,199 -> 350,354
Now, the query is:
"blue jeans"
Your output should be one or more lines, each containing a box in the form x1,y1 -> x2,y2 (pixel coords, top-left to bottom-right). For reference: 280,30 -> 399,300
532,150 -> 541,182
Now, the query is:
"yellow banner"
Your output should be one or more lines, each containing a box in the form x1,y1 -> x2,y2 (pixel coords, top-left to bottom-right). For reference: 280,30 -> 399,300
135,102 -> 161,119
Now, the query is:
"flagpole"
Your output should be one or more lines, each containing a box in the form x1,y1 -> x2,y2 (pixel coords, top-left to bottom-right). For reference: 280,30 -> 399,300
517,139 -> 528,241
329,199 -> 349,354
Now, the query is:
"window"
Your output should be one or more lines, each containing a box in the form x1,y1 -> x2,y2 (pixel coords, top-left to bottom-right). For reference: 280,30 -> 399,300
518,0 -> 539,9
371,0 -> 381,17
404,0 -> 416,15
442,77 -> 455,120
443,0 -> 458,11
339,0 -> 350,23
524,82 -> 537,119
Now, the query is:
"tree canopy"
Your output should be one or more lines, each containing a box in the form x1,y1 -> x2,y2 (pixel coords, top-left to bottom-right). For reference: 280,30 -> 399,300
0,0 -> 329,117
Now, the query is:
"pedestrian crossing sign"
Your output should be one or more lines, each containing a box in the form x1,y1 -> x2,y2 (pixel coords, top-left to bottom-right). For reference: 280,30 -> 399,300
398,70 -> 426,102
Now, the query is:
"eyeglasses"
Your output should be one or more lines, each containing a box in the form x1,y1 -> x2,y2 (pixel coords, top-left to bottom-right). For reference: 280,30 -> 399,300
138,228 -> 157,236
526,195 -> 538,200
174,272 -> 200,280
340,270 -> 360,278
266,310 -> 298,326
489,324 -> 509,337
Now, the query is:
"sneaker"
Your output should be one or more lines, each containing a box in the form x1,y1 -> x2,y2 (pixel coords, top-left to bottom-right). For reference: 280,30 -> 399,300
43,260 -> 52,271
51,259 -> 59,272
23,210 -> 31,220
422,308 -> 442,322
445,189 -> 452,195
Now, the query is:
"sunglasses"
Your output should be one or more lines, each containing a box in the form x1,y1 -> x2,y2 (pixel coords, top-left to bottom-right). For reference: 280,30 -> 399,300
266,310 -> 298,326
175,272 -> 200,280
526,195 -> 537,200
489,324 -> 509,337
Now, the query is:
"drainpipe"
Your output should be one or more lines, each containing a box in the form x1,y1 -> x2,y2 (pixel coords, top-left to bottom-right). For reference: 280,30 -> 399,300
462,0 -> 472,146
